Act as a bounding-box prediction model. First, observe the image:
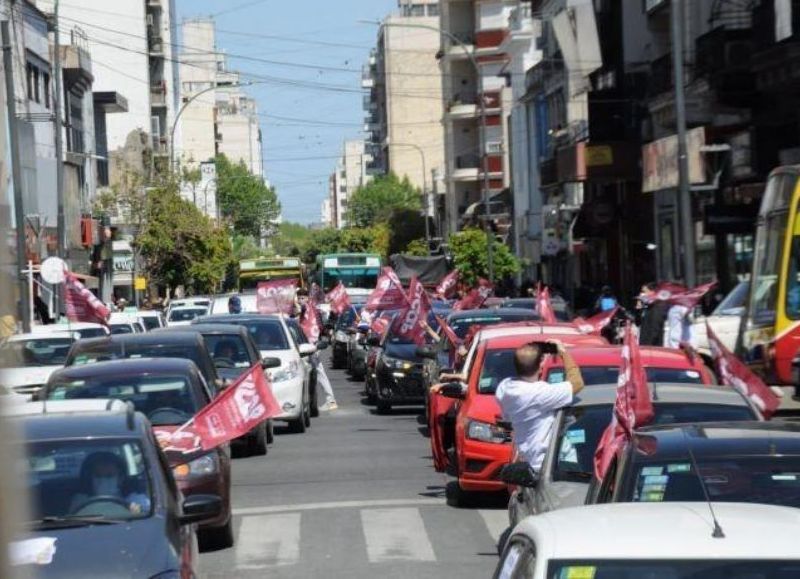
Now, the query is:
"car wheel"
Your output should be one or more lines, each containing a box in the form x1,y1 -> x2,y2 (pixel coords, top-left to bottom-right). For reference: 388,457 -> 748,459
289,391 -> 308,434
376,399 -> 392,415
497,526 -> 512,555
266,420 -> 275,444
303,394 -> 312,428
249,422 -> 268,456
310,379 -> 320,418
445,480 -> 474,508
200,516 -> 234,551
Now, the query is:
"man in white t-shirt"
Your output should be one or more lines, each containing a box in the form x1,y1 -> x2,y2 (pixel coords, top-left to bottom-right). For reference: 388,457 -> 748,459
495,340 -> 585,472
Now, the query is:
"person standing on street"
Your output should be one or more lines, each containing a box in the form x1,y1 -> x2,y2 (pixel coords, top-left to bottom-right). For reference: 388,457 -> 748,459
594,285 -> 618,314
638,283 -> 669,346
495,340 -> 585,472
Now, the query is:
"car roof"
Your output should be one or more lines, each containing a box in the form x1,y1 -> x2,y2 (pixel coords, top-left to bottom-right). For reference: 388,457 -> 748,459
48,357 -> 201,381
513,502 -> 800,560
475,322 -> 582,341
196,314 -> 285,324
570,382 -> 752,409
73,331 -> 205,348
31,322 -> 105,331
483,333 -> 606,350
448,308 -> 539,320
542,345 -> 701,368
165,323 -> 248,336
4,332 -> 76,342
632,421 -> 800,460
137,310 -> 162,317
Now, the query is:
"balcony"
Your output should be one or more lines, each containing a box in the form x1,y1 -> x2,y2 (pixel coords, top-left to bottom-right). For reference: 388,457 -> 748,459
452,154 -> 480,182
147,0 -> 162,8
60,44 -> 93,90
446,91 -> 479,120
649,53 -> 672,98
445,31 -> 475,59
361,66 -> 374,89
509,2 -> 535,35
148,35 -> 164,55
752,0 -> 800,93
150,81 -> 167,107
695,27 -> 755,106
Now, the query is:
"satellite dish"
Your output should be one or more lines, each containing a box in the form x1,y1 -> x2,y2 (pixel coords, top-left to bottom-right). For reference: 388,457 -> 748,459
40,257 -> 67,284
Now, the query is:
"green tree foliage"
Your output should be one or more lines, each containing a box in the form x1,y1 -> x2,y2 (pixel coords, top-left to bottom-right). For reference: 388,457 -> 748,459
216,155 -> 281,238
232,234 -> 262,261
300,225 -> 389,263
387,208 -> 427,257
449,228 -> 520,285
302,228 -> 343,264
271,222 -> 313,257
404,239 -> 429,257
345,173 -> 422,228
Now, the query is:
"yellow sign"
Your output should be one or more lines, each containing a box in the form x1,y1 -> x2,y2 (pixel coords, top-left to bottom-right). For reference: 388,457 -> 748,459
585,145 -> 613,167
134,277 -> 147,291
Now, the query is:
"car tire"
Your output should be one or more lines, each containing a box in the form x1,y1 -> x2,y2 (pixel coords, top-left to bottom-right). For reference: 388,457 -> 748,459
266,420 -> 275,444
497,526 -> 512,555
376,399 -> 392,415
289,391 -> 308,434
303,396 -> 312,428
310,378 -> 320,418
249,423 -> 268,456
200,516 -> 234,551
445,481 -> 473,508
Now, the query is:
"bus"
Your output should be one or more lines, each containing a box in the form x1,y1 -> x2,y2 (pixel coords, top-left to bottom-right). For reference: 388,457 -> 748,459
239,257 -> 304,292
314,253 -> 382,293
740,166 -> 800,386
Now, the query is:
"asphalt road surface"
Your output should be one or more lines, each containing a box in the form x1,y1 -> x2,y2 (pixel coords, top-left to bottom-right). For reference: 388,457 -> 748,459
200,353 -> 505,578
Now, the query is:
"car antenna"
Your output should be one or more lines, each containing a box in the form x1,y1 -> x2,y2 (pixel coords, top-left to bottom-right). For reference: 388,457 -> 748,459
681,428 -> 725,539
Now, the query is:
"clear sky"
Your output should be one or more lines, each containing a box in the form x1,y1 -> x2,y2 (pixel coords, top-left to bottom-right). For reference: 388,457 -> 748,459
176,0 -> 398,224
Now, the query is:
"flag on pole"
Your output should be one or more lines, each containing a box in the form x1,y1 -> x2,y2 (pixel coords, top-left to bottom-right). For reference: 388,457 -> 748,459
64,270 -> 111,326
574,307 -> 619,335
365,267 -> 408,311
325,282 -> 352,316
392,277 -> 431,345
651,281 -> 718,309
256,279 -> 298,315
536,284 -> 558,323
452,278 -> 493,311
707,323 -> 780,419
435,270 -> 460,299
299,299 -> 322,343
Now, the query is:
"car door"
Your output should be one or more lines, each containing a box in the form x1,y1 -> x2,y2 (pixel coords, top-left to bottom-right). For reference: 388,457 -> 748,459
531,409 -> 566,516
495,536 -> 537,579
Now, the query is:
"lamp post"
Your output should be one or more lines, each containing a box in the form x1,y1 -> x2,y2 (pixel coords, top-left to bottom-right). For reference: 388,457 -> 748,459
362,19 -> 494,278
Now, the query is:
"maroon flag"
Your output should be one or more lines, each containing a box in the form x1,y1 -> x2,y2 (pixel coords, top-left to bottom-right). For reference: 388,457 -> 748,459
365,267 -> 408,311
574,307 -> 619,335
393,277 -> 431,345
653,281 -> 717,310
435,270 -> 460,299
452,278 -> 493,311
594,323 -> 654,480
325,282 -> 352,316
300,299 -> 322,343
435,314 -> 461,345
256,279 -> 298,315
169,363 -> 281,453
64,270 -> 111,325
370,312 -> 392,337
707,323 -> 780,419
536,285 -> 558,323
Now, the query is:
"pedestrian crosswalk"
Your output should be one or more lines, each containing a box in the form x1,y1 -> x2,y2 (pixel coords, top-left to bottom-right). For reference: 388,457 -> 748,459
201,503 -> 507,576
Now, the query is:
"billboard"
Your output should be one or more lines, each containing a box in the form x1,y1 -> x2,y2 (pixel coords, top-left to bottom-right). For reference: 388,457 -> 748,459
642,127 -> 706,193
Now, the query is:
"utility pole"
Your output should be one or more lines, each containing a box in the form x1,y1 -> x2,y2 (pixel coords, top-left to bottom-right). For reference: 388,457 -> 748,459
52,0 -> 65,260
3,20 -> 32,332
671,0 -> 696,286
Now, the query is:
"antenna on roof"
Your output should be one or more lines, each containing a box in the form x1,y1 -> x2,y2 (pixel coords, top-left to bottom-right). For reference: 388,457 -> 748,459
681,429 -> 725,539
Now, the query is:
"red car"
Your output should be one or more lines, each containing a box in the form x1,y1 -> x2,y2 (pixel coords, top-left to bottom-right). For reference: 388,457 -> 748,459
429,326 -> 608,507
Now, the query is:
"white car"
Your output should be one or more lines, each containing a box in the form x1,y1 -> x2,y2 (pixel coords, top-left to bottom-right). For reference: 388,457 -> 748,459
166,306 -> 208,327
138,310 -> 166,331
0,333 -> 77,398
31,322 -> 110,340
496,502 -> 800,578
691,280 -> 749,356
165,297 -> 211,318
108,312 -> 146,335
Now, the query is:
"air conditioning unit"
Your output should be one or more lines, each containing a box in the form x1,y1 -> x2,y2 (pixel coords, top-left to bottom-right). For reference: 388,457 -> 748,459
486,141 -> 503,154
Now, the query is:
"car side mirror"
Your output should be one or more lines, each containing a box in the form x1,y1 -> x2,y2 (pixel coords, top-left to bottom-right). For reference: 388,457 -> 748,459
439,381 -> 466,399
261,357 -> 282,370
415,346 -> 437,360
299,343 -> 316,357
180,494 -> 222,525
498,462 -> 538,488
367,335 -> 381,347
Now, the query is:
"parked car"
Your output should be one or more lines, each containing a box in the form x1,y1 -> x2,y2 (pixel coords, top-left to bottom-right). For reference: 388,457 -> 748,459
196,314 -> 316,433
11,400 -> 221,576
41,358 -> 234,549
32,322 -> 110,340
505,383 -> 761,530
64,332 -> 223,393
496,502 -> 800,578
0,333 -> 77,398
158,323 -> 276,453
500,296 -> 573,321
108,312 -> 146,335
138,310 -> 166,331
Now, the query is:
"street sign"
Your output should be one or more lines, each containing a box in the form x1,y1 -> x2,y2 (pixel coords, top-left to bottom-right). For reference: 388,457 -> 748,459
134,277 -> 147,290
40,256 -> 66,284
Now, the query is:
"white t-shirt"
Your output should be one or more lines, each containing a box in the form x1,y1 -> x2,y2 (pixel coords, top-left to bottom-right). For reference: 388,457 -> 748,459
495,377 -> 573,471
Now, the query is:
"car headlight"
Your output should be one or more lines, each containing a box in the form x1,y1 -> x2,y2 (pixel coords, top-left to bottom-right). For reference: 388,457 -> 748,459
271,361 -> 300,382
384,357 -> 413,370
335,331 -> 348,342
173,453 -> 218,480
467,420 -> 510,444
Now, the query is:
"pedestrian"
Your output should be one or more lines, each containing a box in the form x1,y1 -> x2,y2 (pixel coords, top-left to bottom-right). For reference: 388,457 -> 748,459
638,282 -> 670,346
298,291 -> 338,411
665,303 -> 693,349
494,340 -> 585,472
594,285 -> 618,313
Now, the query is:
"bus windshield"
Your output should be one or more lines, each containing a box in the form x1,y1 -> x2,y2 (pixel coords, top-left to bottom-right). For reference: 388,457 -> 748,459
317,254 -> 381,291
323,268 -> 379,290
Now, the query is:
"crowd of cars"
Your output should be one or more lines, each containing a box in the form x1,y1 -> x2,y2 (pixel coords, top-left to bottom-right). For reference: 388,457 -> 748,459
0,295 -> 327,576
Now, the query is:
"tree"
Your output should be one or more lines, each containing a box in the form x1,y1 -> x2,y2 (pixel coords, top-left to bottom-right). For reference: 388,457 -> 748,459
404,239 -> 429,256
302,228 -> 342,264
216,154 -> 281,238
387,208 -> 427,256
272,222 -> 313,257
345,173 -> 422,227
449,228 -> 520,285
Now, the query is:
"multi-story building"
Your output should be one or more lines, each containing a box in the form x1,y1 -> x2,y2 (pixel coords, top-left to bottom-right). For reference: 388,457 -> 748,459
320,198 -> 333,227
362,0 -> 445,233
328,140 -> 372,229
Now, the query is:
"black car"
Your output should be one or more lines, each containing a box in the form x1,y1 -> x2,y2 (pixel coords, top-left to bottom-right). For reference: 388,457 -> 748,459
447,307 -> 541,340
42,358 -> 235,549
589,421 -> 800,507
14,402 -> 221,577
331,305 -> 363,369
65,332 -> 223,392
156,323 -> 275,454
500,297 -> 572,321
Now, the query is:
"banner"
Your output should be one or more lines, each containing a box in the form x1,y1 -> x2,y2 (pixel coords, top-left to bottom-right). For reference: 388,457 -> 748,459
325,282 -> 352,316
166,363 -> 281,454
365,267 -> 408,311
574,307 -> 619,335
435,270 -> 459,299
256,279 -> 298,315
594,323 -> 654,480
300,300 -> 322,343
452,278 -> 493,311
707,324 -> 780,419
536,285 -> 558,323
392,277 -> 431,345
64,270 -> 111,326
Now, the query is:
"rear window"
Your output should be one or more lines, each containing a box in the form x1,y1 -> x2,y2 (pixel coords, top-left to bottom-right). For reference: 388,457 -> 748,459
68,343 -> 205,372
109,324 -> 134,335
140,316 -> 162,331
546,366 -> 704,386
204,334 -> 253,369
241,320 -> 289,351
168,308 -> 207,322
0,338 -> 74,367
450,312 -> 539,338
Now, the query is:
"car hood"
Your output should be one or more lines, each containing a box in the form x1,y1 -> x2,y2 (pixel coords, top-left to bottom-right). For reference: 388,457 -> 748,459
21,517 -> 174,578
0,366 -> 61,388
465,393 -> 503,424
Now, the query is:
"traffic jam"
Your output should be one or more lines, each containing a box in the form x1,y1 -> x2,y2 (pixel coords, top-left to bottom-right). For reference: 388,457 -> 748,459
2,255 -> 800,578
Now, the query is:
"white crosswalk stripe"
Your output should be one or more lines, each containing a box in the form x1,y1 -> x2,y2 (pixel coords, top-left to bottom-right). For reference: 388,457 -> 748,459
360,507 -> 437,563
478,509 -> 509,545
235,513 -> 301,570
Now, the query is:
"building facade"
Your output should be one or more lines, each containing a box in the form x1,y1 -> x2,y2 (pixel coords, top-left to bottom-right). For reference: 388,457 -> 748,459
328,140 -> 372,229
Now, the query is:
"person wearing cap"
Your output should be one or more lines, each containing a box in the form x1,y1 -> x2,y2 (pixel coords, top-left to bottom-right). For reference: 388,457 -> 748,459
228,295 -> 242,315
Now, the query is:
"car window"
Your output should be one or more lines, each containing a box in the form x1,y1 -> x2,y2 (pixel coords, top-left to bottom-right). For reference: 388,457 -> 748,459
76,328 -> 109,339
243,320 -> 290,351
0,338 -> 74,367
450,313 -> 539,339
286,320 -> 308,345
478,349 -> 517,393
546,366 -> 703,385
140,316 -> 162,331
26,439 -> 153,524
168,308 -> 207,322
203,335 -> 253,369
68,344 -> 208,377
109,324 -> 134,335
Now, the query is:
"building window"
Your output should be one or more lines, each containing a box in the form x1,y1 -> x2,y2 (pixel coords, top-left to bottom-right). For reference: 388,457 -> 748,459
339,185 -> 347,193
43,72 -> 50,109
32,67 -> 40,103
26,63 -> 34,100
427,4 -> 439,17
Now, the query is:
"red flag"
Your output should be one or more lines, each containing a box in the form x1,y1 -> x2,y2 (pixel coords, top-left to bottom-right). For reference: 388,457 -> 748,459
365,267 -> 408,311
64,270 -> 111,325
452,278 -> 493,311
171,363 -> 281,452
435,314 -> 461,345
707,323 -> 780,419
370,312 -> 391,337
594,323 -> 654,480
256,279 -> 298,315
574,307 -> 619,335
300,299 -> 322,343
652,281 -> 717,309
325,282 -> 352,316
392,277 -> 431,345
435,270 -> 460,299
536,284 -> 557,323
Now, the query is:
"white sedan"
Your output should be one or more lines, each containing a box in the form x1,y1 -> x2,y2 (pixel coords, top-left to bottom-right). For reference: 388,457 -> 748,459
0,333 -> 77,398
166,306 -> 208,327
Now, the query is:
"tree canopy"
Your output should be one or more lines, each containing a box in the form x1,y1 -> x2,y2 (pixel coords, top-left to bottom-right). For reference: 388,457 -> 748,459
216,154 -> 281,238
345,173 -> 422,228
449,228 -> 520,285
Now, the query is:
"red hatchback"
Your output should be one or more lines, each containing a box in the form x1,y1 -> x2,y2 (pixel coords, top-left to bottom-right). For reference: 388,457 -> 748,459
429,328 -> 607,506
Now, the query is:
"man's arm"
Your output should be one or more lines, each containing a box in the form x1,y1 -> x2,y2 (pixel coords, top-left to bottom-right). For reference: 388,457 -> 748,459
554,341 -> 584,395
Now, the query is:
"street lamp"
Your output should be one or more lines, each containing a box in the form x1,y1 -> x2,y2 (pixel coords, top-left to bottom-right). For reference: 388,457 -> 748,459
360,19 -> 494,279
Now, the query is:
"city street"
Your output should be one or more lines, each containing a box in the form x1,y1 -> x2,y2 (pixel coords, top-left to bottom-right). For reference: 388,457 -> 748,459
200,353 -> 505,579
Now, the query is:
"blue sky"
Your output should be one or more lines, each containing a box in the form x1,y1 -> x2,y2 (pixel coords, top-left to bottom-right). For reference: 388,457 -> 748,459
176,0 -> 397,224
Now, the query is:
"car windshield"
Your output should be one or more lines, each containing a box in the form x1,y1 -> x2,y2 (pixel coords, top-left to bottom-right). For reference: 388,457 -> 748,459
0,338 -> 74,367
479,349 -> 517,393
712,281 -> 749,316
168,308 -> 207,322
25,438 -> 153,526
140,316 -> 161,331
242,320 -> 290,351
547,560 -> 800,578
546,366 -> 704,386
204,334 -> 253,370
47,374 -> 202,425
553,403 -> 756,483
450,312 -> 540,339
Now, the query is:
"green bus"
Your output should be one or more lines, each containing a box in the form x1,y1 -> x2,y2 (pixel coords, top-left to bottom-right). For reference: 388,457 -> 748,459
239,257 -> 304,291
314,253 -> 382,292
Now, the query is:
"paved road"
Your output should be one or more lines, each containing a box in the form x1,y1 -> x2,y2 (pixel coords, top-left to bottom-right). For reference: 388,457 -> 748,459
200,353 -> 505,578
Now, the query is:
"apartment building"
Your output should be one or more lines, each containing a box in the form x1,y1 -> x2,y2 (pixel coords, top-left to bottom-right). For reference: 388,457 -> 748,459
328,140 -> 372,229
